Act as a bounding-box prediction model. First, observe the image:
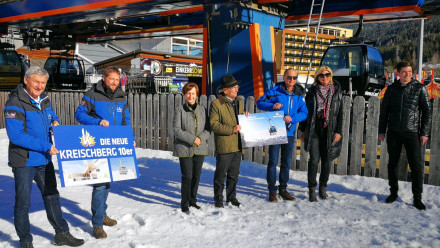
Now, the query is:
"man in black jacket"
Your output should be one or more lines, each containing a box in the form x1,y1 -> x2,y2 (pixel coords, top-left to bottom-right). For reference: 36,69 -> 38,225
379,61 -> 431,210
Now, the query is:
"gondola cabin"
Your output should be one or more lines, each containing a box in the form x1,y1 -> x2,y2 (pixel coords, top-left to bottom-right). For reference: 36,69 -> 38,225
44,54 -> 86,90
320,44 -> 386,97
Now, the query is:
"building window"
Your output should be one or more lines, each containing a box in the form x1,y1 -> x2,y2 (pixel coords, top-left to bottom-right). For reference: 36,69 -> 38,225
172,37 -> 203,56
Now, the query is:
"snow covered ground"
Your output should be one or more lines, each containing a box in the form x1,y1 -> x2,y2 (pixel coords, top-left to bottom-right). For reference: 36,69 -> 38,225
0,128 -> 439,248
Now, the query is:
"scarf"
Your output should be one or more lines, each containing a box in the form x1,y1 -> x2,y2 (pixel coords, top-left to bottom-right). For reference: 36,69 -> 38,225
316,84 -> 333,127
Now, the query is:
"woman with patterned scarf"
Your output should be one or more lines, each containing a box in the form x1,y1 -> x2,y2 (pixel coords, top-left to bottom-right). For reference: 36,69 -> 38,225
300,66 -> 344,202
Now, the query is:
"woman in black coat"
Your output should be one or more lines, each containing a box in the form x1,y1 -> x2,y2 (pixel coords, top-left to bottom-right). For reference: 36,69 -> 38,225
300,66 -> 344,202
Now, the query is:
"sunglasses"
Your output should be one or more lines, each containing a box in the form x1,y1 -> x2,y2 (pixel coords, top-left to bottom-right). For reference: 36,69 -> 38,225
318,73 -> 331,79
286,76 -> 298,80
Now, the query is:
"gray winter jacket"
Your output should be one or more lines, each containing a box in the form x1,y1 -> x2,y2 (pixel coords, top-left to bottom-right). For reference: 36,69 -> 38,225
173,102 -> 210,157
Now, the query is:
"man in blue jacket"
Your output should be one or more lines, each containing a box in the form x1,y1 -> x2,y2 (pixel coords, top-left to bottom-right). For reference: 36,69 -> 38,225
75,66 -> 131,238
4,66 -> 84,248
257,68 -> 308,203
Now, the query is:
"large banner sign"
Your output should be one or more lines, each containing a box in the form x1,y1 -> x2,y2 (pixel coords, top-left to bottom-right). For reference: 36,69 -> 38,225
238,111 -> 288,148
53,125 -> 138,188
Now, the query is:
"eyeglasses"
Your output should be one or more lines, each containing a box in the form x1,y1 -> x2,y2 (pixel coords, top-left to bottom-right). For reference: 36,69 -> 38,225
286,76 -> 298,80
318,73 -> 331,79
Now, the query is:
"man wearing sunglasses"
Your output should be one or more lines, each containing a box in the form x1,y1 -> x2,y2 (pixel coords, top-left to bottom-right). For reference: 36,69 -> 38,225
257,68 -> 308,203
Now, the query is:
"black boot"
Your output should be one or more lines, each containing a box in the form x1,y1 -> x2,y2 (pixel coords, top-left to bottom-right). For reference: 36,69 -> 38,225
309,187 -> 318,202
318,185 -> 328,199
385,193 -> 398,203
181,205 -> 190,214
54,232 -> 84,247
414,199 -> 426,210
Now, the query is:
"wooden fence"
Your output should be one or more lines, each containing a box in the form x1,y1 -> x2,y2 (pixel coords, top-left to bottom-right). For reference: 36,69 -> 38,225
0,91 -> 439,186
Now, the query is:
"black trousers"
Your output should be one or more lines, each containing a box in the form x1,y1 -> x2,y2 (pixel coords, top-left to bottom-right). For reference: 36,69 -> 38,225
213,151 -> 242,202
307,126 -> 331,188
179,155 -> 205,207
387,131 -> 424,200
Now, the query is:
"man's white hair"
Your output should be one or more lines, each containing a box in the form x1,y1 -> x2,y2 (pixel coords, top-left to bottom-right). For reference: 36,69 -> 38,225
25,66 -> 49,79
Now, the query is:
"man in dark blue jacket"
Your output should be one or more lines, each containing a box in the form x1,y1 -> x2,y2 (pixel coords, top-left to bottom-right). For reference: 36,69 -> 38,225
75,66 -> 131,239
257,68 -> 308,203
4,66 -> 84,248
379,61 -> 431,210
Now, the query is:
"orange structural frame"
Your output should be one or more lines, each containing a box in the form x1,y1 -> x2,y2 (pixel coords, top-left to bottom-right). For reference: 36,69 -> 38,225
0,0 -> 154,23
139,54 -> 200,64
270,26 -> 277,85
202,27 -> 208,95
286,6 -> 424,21
160,6 -> 203,16
249,23 -> 265,99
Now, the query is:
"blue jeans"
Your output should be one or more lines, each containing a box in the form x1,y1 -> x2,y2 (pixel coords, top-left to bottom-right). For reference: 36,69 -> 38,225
267,136 -> 295,193
91,182 -> 110,227
13,162 -> 69,244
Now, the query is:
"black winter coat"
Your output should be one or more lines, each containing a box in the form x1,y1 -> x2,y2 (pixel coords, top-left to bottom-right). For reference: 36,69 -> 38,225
379,79 -> 431,137
300,81 -> 344,161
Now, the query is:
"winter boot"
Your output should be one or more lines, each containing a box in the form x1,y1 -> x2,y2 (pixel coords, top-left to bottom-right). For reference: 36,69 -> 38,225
279,190 -> 296,201
385,193 -> 398,203
54,232 -> 85,246
319,185 -> 328,199
309,187 -> 318,202
269,193 -> 278,203
20,243 -> 34,248
93,226 -> 107,239
414,199 -> 426,210
103,215 -> 117,226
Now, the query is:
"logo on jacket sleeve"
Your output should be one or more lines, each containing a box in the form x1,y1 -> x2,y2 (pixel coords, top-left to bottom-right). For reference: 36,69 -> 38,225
117,107 -> 123,112
5,112 -> 16,119
80,128 -> 96,147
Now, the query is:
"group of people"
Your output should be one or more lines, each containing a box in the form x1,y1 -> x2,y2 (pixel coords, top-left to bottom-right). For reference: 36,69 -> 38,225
173,61 -> 431,214
4,61 -> 431,247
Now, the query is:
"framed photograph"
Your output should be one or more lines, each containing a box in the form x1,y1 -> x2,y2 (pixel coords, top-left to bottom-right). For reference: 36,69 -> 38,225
238,111 -> 288,148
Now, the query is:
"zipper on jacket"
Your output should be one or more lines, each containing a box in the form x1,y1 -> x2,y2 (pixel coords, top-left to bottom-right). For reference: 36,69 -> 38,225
193,107 -> 198,155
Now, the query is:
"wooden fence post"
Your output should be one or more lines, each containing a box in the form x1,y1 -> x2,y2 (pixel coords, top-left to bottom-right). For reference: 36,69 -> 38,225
299,129 -> 308,172
153,94 -> 160,150
160,94 -> 167,150
364,96 -> 380,177
428,98 -> 440,185
128,93 -> 134,130
350,96 -> 365,175
0,92 -> 7,128
134,93 -> 140,146
167,94 -> 175,152
336,96 -> 351,175
378,139 -> 389,180
146,94 -> 153,149
73,92 -> 80,125
140,93 -> 147,149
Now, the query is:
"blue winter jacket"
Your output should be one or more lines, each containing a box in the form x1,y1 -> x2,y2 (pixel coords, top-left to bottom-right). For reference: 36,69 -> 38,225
256,82 -> 308,136
4,84 -> 60,167
75,80 -> 131,127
